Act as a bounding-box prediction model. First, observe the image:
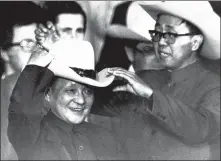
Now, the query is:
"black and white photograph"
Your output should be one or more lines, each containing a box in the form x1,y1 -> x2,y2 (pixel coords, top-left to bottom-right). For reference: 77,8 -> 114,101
0,1 -> 220,160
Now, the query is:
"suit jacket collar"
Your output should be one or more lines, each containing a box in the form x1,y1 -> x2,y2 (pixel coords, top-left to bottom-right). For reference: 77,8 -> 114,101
169,60 -> 203,84
42,110 -> 90,143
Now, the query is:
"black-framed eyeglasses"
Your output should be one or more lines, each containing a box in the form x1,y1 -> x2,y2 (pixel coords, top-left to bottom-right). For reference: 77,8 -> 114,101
149,30 -> 199,44
3,39 -> 37,52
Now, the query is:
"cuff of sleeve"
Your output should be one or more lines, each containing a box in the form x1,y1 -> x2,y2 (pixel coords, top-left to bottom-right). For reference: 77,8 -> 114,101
146,93 -> 154,111
151,90 -> 168,121
142,90 -> 168,122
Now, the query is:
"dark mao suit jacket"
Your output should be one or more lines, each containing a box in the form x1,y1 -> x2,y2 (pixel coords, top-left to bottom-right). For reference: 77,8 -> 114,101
7,65 -> 126,160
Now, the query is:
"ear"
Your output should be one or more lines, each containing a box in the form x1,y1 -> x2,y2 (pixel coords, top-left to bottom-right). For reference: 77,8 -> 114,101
191,35 -> 204,51
1,49 -> 10,62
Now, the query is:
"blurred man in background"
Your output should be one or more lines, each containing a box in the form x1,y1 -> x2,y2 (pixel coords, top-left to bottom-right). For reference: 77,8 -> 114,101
0,2 -> 46,160
43,1 -> 86,40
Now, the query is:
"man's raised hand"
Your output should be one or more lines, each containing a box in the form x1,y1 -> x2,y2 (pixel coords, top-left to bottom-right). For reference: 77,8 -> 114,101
107,67 -> 153,98
35,21 -> 60,51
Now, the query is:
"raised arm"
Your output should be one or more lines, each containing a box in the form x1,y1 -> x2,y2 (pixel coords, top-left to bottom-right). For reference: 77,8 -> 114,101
7,22 -> 60,156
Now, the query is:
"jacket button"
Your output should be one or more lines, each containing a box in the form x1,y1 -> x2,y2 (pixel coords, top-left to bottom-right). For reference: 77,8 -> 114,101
79,145 -> 84,150
161,115 -> 166,120
168,82 -> 173,87
151,129 -> 157,135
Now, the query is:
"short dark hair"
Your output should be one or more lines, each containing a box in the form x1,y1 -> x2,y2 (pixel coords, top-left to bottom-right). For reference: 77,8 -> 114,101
156,13 -> 202,34
0,2 -> 46,49
181,19 -> 204,52
180,20 -> 202,34
43,1 -> 87,32
44,76 -> 59,95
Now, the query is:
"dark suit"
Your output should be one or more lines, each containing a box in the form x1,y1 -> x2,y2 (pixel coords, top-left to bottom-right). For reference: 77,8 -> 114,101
92,60 -> 220,160
7,65 -> 126,160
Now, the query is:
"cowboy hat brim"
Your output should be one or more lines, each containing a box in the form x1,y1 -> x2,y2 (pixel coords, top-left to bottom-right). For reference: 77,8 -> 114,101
138,1 -> 220,60
106,24 -> 152,43
106,1 -> 155,43
48,59 -> 115,87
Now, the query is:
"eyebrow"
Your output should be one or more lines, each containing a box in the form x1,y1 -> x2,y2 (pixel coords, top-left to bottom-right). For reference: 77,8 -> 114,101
155,23 -> 160,27
155,23 -> 160,28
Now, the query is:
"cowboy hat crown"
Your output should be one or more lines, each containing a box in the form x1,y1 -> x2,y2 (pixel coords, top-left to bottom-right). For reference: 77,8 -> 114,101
48,39 -> 115,87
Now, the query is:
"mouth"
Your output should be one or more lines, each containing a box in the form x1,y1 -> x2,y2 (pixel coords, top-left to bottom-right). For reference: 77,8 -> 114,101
159,51 -> 170,58
70,108 -> 84,112
68,102 -> 85,113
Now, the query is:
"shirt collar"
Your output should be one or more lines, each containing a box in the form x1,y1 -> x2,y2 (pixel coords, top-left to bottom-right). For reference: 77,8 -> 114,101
44,110 -> 73,133
44,110 -> 89,134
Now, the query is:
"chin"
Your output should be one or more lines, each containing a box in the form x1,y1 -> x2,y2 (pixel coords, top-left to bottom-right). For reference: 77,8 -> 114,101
160,59 -> 174,68
67,116 -> 85,124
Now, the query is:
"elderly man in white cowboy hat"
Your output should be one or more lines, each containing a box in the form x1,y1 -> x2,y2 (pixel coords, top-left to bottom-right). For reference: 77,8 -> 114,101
93,1 -> 220,160
7,23 -> 127,160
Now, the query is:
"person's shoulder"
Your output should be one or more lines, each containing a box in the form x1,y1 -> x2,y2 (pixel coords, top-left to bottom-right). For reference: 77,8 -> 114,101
195,62 -> 220,94
200,64 -> 220,87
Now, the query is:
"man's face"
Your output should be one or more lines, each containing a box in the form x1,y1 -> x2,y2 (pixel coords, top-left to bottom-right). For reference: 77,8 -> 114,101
55,13 -> 85,40
153,14 -> 193,70
125,42 -> 163,71
48,78 -> 94,124
5,23 -> 37,72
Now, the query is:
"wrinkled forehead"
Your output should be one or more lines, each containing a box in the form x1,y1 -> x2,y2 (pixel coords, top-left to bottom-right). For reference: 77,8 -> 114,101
51,77 -> 93,93
155,14 -> 187,31
12,23 -> 37,43
52,77 -> 76,91
56,13 -> 84,28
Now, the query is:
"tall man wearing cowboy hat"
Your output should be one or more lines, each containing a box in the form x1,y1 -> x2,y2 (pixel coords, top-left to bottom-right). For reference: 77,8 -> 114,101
7,24 -> 126,160
95,1 -> 220,160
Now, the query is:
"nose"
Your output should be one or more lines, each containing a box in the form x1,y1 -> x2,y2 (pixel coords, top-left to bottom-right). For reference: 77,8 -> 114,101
74,91 -> 85,105
158,35 -> 167,46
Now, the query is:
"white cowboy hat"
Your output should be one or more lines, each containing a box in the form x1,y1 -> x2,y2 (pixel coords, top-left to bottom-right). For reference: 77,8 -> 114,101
106,1 -> 156,43
107,1 -> 220,60
48,39 -> 115,87
137,1 -> 220,60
